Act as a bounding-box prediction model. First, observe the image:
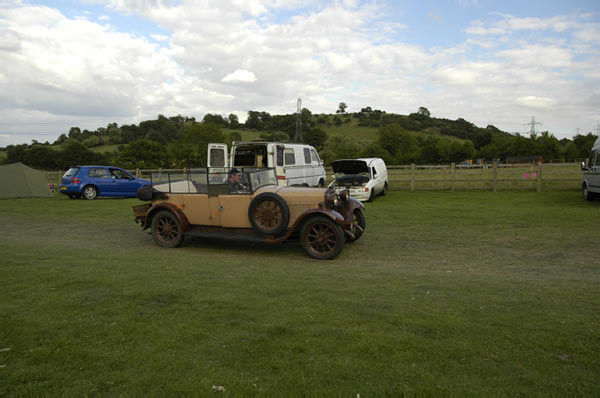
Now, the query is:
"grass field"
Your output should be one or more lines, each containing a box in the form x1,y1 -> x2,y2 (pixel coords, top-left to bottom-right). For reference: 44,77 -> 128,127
1,191 -> 599,394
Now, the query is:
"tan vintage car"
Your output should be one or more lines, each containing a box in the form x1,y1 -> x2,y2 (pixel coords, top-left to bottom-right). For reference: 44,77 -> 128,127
132,168 -> 366,260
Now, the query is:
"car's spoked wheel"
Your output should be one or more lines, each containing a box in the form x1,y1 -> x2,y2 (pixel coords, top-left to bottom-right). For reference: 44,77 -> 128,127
301,216 -> 345,260
151,210 -> 184,248
253,199 -> 283,231
249,193 -> 290,236
347,208 -> 366,242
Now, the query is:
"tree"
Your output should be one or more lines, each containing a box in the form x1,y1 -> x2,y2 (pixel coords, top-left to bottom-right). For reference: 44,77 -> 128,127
119,138 -> 167,169
304,128 -> 327,151
202,113 -> 228,127
337,102 -> 347,114
228,114 -> 240,129
168,122 -> 224,167
68,127 -> 82,141
417,107 -> 431,117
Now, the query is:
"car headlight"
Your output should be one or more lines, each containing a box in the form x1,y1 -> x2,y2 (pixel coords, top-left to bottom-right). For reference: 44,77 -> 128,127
324,189 -> 338,208
339,189 -> 349,202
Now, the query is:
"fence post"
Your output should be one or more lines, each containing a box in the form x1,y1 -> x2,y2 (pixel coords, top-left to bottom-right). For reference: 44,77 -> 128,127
492,161 -> 497,192
537,162 -> 542,192
136,168 -> 139,178
410,163 -> 415,192
451,162 -> 455,192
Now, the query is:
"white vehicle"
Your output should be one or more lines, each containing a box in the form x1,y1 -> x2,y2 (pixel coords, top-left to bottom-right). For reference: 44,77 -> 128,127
207,141 -> 326,187
581,137 -> 600,201
329,158 -> 388,202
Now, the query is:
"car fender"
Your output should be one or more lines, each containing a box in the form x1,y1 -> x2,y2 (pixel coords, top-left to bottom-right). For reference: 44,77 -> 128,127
267,207 -> 344,243
144,202 -> 191,233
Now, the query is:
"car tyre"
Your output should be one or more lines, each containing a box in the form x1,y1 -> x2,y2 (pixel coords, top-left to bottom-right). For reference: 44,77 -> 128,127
583,184 -> 595,201
248,193 -> 290,236
367,188 -> 375,202
300,215 -> 345,260
318,179 -> 325,188
151,210 -> 185,248
381,182 -> 388,196
82,185 -> 98,200
346,208 -> 366,242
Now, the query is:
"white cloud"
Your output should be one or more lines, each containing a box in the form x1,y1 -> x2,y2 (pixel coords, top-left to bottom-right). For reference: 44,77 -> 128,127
150,33 -> 169,42
0,1 -> 598,145
516,96 -> 557,110
222,69 -> 257,83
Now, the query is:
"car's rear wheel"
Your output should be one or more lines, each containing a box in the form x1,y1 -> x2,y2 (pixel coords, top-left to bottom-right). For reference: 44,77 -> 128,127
347,208 -> 366,242
82,185 -> 97,200
151,210 -> 184,248
381,182 -> 388,196
248,193 -> 290,236
300,216 -> 345,260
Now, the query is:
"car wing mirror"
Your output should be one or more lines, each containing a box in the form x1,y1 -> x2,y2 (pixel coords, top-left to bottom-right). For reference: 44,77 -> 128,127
581,161 -> 587,171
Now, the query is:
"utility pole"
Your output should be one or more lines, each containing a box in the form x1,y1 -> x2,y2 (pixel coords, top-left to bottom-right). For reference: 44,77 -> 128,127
295,97 -> 302,143
524,116 -> 542,135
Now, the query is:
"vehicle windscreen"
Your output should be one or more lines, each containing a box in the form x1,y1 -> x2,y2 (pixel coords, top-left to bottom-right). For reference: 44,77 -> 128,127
64,167 -> 79,177
150,168 -> 277,195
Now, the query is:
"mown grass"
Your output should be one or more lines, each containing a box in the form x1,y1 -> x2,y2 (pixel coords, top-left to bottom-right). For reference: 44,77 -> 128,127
1,191 -> 599,394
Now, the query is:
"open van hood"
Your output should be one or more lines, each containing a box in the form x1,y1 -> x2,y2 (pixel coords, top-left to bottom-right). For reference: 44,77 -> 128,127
331,159 -> 369,175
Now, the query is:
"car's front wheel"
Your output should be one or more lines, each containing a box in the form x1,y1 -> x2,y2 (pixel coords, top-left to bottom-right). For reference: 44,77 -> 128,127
584,184 -> 595,201
300,216 -> 345,260
347,208 -> 366,242
151,210 -> 184,248
82,185 -> 97,200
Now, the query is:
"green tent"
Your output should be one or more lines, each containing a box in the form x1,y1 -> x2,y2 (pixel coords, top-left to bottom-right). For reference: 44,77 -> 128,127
0,162 -> 53,198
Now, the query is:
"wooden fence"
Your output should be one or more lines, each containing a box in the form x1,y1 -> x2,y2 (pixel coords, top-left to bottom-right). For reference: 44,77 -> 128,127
46,162 -> 583,192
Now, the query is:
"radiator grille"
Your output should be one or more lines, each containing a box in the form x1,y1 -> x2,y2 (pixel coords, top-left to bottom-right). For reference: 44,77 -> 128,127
289,203 -> 317,223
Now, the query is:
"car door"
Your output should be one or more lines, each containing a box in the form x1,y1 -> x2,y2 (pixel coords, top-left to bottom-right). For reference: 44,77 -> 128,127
86,167 -> 113,195
108,167 -> 144,196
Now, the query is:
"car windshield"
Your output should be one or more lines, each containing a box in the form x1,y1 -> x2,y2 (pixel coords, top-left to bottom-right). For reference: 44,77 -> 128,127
150,168 -> 277,195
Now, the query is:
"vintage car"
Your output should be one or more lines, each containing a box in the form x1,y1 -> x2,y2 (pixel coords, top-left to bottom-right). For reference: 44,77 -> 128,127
132,168 -> 366,260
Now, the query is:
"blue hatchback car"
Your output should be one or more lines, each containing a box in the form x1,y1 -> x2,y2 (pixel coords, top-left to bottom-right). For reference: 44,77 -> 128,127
60,165 -> 150,200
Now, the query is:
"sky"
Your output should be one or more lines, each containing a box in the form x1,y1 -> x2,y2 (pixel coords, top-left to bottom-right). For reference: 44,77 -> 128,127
0,0 -> 599,146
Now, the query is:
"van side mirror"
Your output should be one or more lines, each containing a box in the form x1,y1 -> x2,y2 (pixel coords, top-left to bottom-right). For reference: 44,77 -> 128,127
581,161 -> 587,170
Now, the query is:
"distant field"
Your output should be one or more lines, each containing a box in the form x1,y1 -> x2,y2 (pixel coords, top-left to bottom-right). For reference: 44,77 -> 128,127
91,144 -> 120,153
322,124 -> 466,144
1,191 -> 599,394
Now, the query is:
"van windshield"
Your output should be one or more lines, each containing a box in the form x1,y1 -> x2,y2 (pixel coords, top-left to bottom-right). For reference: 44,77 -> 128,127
233,145 -> 268,168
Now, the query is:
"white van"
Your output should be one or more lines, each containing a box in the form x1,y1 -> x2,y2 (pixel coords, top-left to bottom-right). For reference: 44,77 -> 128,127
207,141 -> 326,187
582,137 -> 600,201
329,158 -> 388,202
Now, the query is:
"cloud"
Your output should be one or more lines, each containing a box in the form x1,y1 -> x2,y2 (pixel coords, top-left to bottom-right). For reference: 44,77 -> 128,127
516,96 -> 557,110
0,1 -> 598,145
150,33 -> 169,42
222,69 -> 257,83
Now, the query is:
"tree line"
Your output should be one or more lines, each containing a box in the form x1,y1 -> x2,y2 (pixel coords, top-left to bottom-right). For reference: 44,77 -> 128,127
1,108 -> 597,170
